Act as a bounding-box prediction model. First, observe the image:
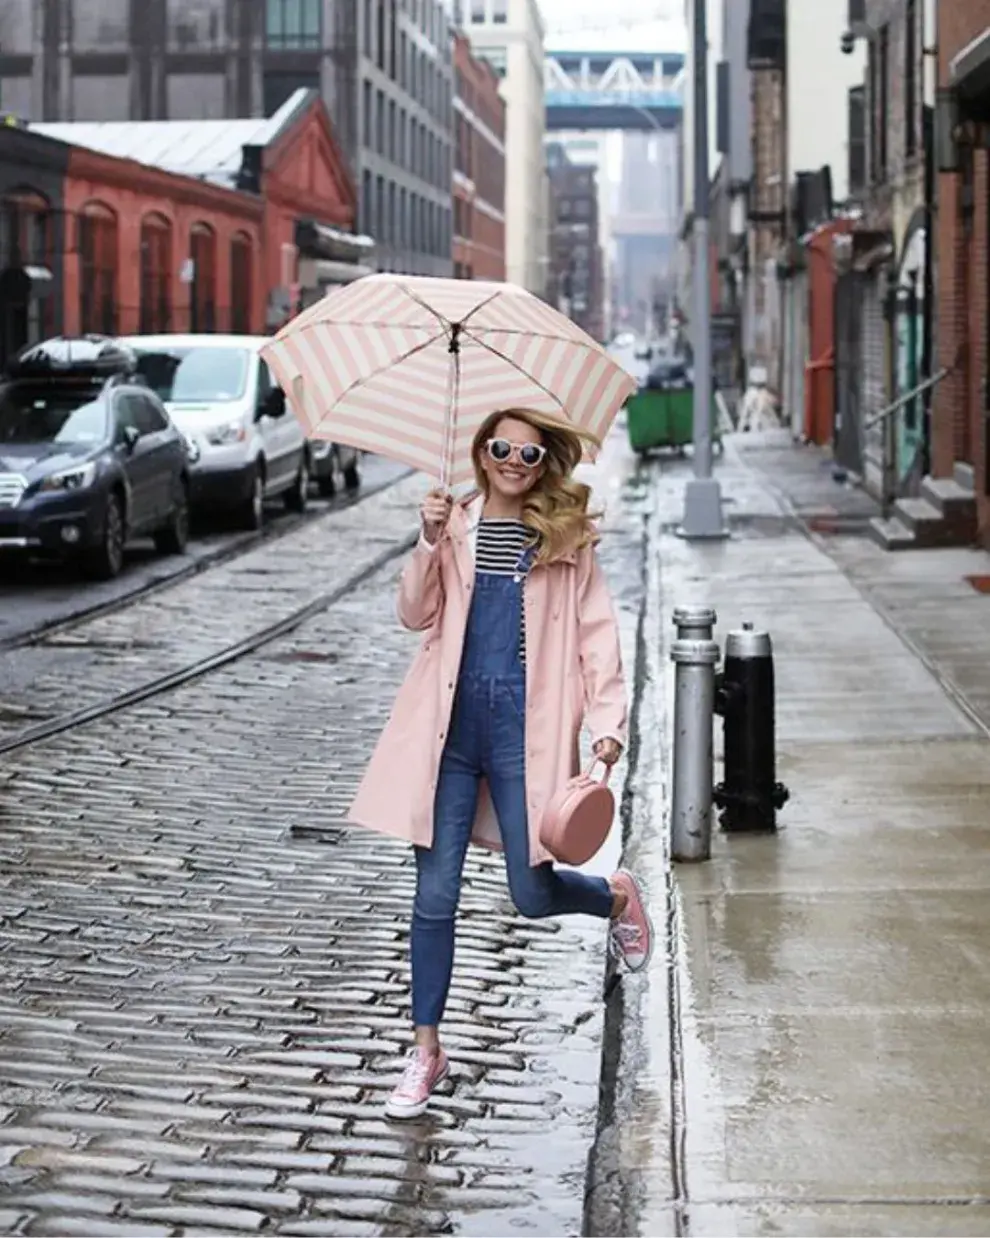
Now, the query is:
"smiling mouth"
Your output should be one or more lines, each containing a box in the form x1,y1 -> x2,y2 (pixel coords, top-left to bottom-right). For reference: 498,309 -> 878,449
498,468 -> 527,481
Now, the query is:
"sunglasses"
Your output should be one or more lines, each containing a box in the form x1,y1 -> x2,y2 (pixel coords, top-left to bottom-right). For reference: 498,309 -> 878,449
486,438 -> 547,468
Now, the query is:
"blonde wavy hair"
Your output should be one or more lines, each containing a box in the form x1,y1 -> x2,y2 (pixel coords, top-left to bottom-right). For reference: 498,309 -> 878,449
470,408 -> 601,566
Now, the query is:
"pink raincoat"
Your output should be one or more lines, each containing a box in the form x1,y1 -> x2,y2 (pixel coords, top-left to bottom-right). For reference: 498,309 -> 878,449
348,495 -> 628,865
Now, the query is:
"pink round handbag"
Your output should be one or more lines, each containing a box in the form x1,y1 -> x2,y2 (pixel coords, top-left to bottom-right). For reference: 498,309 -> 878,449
539,761 -> 615,866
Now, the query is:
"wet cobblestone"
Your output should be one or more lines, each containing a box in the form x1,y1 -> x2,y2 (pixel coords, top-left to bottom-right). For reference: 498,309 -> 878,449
0,472 -> 425,740
0,472 -> 645,1235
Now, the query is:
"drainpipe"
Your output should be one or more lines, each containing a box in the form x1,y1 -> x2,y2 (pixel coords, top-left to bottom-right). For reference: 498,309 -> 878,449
921,102 -> 935,477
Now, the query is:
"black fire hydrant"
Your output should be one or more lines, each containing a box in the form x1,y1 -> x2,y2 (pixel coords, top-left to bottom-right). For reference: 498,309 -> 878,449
713,622 -> 789,832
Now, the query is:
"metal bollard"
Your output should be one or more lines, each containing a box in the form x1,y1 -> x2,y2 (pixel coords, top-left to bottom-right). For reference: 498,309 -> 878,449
670,637 -> 720,862
672,604 -> 717,643
713,622 -> 790,832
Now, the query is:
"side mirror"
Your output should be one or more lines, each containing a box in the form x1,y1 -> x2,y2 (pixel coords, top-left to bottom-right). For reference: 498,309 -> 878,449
123,424 -> 140,451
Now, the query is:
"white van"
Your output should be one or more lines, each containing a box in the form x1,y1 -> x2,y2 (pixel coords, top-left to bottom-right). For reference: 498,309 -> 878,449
122,334 -> 308,530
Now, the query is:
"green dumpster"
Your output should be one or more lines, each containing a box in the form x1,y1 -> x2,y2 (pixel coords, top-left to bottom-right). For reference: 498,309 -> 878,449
625,358 -> 722,457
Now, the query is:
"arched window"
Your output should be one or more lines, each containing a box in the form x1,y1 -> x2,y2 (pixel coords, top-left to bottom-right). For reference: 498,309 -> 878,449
189,222 -> 217,332
139,213 -> 172,333
229,232 -> 253,334
1,187 -> 55,340
78,202 -> 118,336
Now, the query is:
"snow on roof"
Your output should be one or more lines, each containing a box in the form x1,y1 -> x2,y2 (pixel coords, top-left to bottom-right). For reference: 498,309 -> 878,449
30,90 -> 312,190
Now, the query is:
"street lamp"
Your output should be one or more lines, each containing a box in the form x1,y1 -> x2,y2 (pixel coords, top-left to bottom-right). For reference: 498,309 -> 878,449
678,0 -> 727,539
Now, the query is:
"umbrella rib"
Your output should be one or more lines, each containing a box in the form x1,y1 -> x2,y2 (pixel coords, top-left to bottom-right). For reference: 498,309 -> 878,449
455,289 -> 503,329
313,327 -> 450,412
461,329 -> 569,416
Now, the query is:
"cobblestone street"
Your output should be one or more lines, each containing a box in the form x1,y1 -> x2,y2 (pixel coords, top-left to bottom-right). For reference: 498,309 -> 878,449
0,442 -> 646,1236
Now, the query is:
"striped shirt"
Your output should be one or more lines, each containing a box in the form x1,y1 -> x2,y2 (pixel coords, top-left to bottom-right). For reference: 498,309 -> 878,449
476,518 -> 534,664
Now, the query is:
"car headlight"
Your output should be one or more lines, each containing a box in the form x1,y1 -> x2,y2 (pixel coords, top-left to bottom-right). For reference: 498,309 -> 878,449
38,462 -> 97,492
205,421 -> 247,446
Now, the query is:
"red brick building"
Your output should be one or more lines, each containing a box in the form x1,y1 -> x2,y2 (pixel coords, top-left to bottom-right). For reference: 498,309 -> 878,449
934,4 -> 990,543
33,89 -> 365,340
453,34 -> 506,282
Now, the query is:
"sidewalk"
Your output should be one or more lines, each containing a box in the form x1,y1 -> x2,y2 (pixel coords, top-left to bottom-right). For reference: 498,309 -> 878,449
589,431 -> 990,1237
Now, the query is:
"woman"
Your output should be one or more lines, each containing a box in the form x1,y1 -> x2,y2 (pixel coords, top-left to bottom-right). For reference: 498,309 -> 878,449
349,407 -> 653,1120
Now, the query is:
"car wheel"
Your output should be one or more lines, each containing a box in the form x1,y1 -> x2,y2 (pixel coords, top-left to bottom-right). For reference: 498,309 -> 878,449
239,465 -> 265,531
343,459 -> 361,492
85,491 -> 126,580
154,482 -> 190,556
285,454 -> 309,513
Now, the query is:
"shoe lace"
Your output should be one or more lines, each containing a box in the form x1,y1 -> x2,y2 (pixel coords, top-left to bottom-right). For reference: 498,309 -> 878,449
397,1053 -> 432,1094
610,918 -> 642,951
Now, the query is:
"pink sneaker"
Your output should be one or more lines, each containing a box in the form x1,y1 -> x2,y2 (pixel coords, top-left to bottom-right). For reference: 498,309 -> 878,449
608,870 -> 653,972
384,1046 -> 449,1120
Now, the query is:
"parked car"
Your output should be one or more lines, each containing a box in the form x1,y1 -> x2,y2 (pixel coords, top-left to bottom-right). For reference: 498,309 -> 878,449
121,334 -> 309,530
0,335 -> 190,580
309,440 -> 361,498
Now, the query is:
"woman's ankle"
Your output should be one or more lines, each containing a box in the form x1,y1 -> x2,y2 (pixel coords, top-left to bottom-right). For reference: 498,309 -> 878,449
414,1027 -> 440,1056
607,877 -> 629,919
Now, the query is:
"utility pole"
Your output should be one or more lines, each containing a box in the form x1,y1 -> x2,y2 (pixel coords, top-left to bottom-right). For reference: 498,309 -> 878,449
678,0 -> 728,540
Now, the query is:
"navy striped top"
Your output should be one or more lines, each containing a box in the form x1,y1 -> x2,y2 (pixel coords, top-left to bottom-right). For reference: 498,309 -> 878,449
476,519 -> 533,664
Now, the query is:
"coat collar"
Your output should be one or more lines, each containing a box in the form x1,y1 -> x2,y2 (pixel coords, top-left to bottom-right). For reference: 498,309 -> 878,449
449,493 -> 577,566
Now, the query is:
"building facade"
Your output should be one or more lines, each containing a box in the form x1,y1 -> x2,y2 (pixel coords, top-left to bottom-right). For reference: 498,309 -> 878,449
0,0 -> 452,277
0,126 -> 68,368
452,32 -> 506,281
458,0 -> 549,295
932,0 -> 990,545
545,143 -> 604,341
30,90 -> 361,339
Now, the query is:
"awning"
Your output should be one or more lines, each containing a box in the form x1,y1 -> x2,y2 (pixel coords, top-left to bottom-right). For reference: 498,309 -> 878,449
951,28 -> 990,111
0,264 -> 54,302
295,218 -> 376,264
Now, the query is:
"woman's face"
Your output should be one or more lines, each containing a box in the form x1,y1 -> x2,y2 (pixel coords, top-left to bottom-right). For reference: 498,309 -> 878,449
480,416 -> 546,501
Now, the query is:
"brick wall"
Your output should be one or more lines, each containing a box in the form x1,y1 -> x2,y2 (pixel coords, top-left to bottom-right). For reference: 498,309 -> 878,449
934,0 -> 990,540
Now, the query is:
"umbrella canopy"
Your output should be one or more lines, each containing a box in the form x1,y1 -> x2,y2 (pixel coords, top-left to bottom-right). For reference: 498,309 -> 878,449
260,274 -> 636,487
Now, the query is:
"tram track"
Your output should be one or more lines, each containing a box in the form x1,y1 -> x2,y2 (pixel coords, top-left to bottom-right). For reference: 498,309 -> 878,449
0,465 -> 412,654
0,467 -> 420,759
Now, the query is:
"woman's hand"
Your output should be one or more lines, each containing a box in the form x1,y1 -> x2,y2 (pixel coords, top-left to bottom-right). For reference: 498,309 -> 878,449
594,737 -> 623,766
420,489 -> 453,546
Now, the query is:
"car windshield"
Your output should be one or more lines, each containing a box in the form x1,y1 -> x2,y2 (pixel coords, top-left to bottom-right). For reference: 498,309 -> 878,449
0,382 -> 108,445
133,346 -> 251,404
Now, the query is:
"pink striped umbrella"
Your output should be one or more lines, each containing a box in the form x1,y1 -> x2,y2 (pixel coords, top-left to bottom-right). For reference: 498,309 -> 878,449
260,273 -> 636,488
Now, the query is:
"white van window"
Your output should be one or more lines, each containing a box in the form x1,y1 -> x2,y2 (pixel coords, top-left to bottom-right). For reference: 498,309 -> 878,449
134,347 -> 251,403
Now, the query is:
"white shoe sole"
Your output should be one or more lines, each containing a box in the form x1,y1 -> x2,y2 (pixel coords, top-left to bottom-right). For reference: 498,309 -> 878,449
384,1059 -> 449,1120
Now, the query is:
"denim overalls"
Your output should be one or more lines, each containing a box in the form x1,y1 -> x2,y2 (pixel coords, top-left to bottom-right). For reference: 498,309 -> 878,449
410,538 -> 613,1028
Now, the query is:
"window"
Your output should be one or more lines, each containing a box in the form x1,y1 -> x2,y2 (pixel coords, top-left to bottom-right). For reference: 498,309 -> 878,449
116,391 -> 168,438
904,0 -> 917,158
491,0 -> 507,21
376,88 -> 385,153
873,24 -> 889,182
481,47 -> 506,77
189,223 -> 217,332
78,203 -> 118,337
361,169 -> 373,233
263,68 -> 320,115
375,174 -> 385,238
376,0 -> 385,67
139,213 -> 172,334
265,0 -> 321,47
388,98 -> 397,161
469,0 -> 484,21
230,233 -> 253,334
363,80 -> 372,146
